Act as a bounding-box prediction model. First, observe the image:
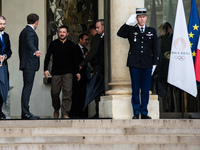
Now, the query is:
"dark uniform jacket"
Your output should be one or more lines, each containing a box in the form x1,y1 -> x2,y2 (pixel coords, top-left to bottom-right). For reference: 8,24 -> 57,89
117,24 -> 158,69
158,34 -> 173,79
19,25 -> 39,71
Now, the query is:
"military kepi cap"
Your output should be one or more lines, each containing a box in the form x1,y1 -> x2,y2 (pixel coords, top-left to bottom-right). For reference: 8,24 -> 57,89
136,8 -> 147,15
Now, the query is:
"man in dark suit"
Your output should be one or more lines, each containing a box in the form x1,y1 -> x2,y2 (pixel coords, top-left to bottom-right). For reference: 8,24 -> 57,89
117,8 -> 158,119
19,13 -> 42,120
0,16 -> 12,120
70,33 -> 89,118
95,19 -> 105,71
89,19 -> 105,118
79,25 -> 101,74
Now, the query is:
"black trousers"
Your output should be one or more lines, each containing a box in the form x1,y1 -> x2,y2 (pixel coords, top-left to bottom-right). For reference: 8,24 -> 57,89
70,75 -> 88,118
21,69 -> 36,116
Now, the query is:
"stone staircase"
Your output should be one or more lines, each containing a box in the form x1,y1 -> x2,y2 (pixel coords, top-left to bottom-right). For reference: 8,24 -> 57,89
0,119 -> 200,150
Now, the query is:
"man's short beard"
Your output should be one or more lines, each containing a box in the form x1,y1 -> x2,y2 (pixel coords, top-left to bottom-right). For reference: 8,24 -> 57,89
59,36 -> 67,40
0,28 -> 5,32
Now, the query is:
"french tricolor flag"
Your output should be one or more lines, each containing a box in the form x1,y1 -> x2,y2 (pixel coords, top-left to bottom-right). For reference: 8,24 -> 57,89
195,37 -> 200,82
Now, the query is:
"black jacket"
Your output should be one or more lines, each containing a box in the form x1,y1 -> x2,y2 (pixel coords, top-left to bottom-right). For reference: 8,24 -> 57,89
80,33 -> 101,69
75,44 -> 88,81
117,24 -> 159,69
19,25 -> 39,71
96,36 -> 104,69
44,39 -> 79,75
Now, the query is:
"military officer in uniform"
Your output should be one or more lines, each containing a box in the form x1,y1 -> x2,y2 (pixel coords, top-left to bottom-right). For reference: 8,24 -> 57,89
117,8 -> 158,119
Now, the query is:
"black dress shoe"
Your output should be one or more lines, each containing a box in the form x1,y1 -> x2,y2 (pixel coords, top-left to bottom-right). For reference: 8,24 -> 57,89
0,112 -> 6,119
91,113 -> 99,119
29,112 -> 40,119
22,113 -> 37,120
132,115 -> 139,119
141,114 -> 151,119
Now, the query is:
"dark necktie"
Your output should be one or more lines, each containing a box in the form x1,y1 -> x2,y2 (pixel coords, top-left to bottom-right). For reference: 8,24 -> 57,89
0,35 -> 5,55
82,47 -> 88,54
82,47 -> 88,58
141,27 -> 144,33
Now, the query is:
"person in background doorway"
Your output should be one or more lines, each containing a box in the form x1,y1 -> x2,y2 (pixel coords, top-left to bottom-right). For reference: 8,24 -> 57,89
79,25 -> 101,74
70,33 -> 89,118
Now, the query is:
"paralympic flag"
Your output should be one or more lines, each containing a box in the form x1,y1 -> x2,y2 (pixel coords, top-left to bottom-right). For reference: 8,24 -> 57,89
167,0 -> 197,97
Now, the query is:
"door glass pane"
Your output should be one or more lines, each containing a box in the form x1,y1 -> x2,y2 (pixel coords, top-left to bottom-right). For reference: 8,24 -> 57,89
47,0 -> 98,46
145,0 -> 200,33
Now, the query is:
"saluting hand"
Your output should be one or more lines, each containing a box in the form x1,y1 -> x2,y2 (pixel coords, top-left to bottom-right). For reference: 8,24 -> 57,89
126,14 -> 137,25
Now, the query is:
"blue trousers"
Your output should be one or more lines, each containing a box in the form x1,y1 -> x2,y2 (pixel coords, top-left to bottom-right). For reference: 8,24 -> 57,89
129,67 -> 152,115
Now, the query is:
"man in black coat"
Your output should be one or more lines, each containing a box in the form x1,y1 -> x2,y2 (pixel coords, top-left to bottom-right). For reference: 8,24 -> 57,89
70,33 -> 89,118
19,13 -> 42,120
0,16 -> 12,120
117,8 -> 158,119
80,25 -> 101,74
90,19 -> 105,118
95,19 -> 105,71
44,25 -> 80,119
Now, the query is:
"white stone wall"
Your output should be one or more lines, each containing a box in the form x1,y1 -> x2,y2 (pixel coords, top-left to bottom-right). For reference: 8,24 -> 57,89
98,0 -> 104,19
2,0 -> 53,118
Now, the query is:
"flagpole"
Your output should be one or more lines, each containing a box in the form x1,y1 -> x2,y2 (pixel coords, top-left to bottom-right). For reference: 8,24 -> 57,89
181,90 -> 184,118
198,87 -> 200,112
184,92 -> 187,112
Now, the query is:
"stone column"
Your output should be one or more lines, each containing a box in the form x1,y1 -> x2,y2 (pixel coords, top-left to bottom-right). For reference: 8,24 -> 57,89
99,0 -> 159,119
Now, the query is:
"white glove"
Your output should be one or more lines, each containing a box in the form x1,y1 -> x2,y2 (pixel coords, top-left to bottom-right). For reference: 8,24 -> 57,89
151,65 -> 157,75
126,14 -> 137,25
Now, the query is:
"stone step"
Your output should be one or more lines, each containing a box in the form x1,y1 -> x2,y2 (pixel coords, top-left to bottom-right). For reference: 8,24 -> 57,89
0,135 -> 200,144
0,127 -> 124,137
84,135 -> 200,144
1,119 -> 200,128
125,127 -> 200,135
0,143 -> 200,150
0,119 -> 199,150
0,126 -> 200,137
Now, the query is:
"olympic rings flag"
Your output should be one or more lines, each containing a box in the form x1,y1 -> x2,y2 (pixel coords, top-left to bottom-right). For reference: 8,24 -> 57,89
167,0 -> 197,97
